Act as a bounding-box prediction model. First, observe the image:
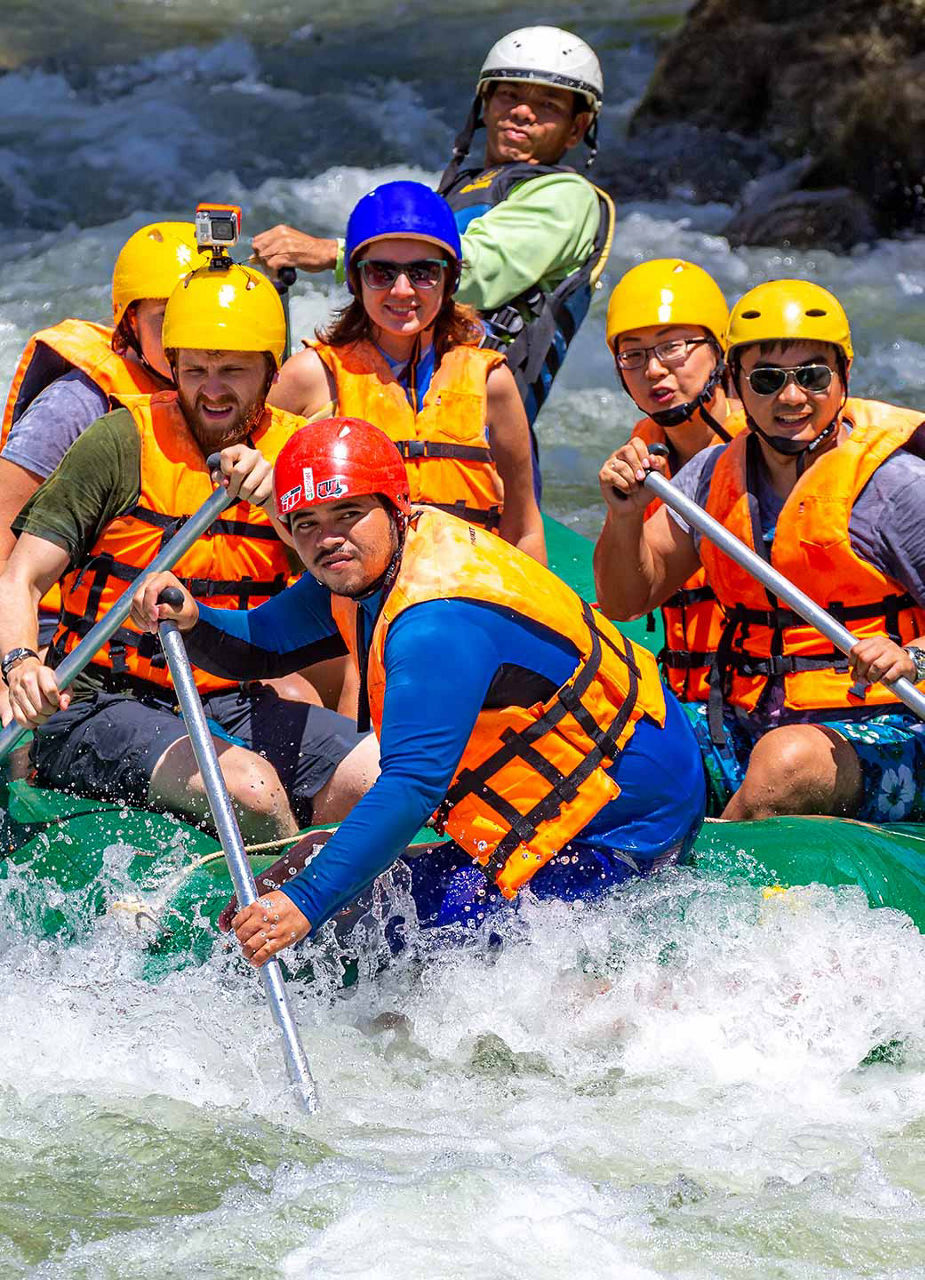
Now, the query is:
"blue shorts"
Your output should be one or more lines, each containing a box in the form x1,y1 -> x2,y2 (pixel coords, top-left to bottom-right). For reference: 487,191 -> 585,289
683,701 -> 925,823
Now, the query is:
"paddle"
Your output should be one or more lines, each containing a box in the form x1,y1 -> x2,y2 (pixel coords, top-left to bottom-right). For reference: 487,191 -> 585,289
272,266 -> 297,363
0,455 -> 232,766
640,451 -> 925,720
156,585 -> 319,1115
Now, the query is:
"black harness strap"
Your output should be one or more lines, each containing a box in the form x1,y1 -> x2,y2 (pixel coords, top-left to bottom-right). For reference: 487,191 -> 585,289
666,583 -> 716,608
127,503 -> 281,541
393,439 -> 493,463
660,648 -> 716,671
436,602 -> 641,888
427,501 -> 502,531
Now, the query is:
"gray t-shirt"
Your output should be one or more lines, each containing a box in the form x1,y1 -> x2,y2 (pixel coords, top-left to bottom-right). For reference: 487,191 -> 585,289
669,424 -> 925,607
2,369 -> 110,479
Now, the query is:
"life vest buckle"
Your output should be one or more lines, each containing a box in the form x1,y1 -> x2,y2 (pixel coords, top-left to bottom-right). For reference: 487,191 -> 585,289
430,800 -> 451,836
397,440 -> 428,459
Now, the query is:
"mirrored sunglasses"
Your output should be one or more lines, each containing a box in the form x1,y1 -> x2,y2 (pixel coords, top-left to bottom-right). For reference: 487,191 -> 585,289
356,258 -> 448,291
745,364 -> 835,396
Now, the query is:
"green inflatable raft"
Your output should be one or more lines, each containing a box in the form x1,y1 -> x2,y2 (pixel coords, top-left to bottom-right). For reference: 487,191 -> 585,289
0,516 -> 923,978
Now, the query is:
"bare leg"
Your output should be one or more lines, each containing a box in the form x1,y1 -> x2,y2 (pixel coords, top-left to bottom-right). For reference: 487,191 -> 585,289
299,656 -> 352,713
310,732 -> 380,824
148,735 -> 299,842
336,660 -> 361,719
263,673 -> 322,706
722,723 -> 863,821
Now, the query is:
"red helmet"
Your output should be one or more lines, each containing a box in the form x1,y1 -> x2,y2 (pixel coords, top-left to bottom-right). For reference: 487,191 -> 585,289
274,417 -> 411,523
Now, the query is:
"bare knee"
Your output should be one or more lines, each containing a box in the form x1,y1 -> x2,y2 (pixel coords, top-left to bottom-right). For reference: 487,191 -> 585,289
150,737 -> 297,841
723,725 -> 862,821
311,732 -> 380,824
218,746 -> 298,838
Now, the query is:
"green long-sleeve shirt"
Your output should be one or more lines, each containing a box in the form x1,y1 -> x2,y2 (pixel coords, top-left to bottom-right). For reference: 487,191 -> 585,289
455,171 -> 602,311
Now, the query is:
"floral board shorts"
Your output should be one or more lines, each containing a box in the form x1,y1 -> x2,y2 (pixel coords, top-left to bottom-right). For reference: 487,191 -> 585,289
681,701 -> 925,823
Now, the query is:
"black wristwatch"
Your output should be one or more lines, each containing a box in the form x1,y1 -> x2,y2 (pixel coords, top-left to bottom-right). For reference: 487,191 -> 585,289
1,647 -> 39,686
904,645 -> 925,684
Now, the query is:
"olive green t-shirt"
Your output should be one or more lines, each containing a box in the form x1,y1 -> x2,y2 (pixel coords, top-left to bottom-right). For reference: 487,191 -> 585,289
13,407 -> 142,568
13,407 -> 146,700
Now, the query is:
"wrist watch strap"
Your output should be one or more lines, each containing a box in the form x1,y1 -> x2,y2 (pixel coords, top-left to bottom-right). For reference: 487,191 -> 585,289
1,647 -> 39,685
903,644 -> 925,684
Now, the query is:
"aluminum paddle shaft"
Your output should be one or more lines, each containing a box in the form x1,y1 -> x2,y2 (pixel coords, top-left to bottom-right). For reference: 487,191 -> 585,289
157,597 -> 319,1115
0,455 -> 231,766
642,467 -> 925,721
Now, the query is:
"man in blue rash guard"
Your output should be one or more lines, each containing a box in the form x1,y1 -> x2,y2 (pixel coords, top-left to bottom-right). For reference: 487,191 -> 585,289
132,417 -> 705,968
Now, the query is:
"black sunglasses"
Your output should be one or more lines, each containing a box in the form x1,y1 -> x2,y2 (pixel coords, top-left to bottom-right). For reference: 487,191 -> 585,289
745,364 -> 835,397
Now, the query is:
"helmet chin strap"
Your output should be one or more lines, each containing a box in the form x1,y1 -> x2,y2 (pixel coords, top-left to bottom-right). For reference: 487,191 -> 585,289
438,89 -> 599,191
125,314 -> 174,387
625,353 -> 730,440
351,507 -> 409,601
583,113 -> 598,169
745,415 -> 840,477
438,97 -> 482,194
735,370 -> 847,477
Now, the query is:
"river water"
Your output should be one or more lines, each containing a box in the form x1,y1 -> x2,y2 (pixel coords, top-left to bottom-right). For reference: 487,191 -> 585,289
1,3 -> 925,1275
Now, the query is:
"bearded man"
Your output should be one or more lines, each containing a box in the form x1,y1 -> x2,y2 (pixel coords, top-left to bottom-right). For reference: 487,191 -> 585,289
0,263 -> 377,840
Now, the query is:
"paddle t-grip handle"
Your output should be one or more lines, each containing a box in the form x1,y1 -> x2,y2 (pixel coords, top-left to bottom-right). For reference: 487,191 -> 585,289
157,587 -> 186,609
611,439 -> 669,501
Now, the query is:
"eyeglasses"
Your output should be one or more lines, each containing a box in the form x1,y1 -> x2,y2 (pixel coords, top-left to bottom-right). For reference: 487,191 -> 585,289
745,364 -> 835,397
356,258 -> 448,291
614,337 -> 710,371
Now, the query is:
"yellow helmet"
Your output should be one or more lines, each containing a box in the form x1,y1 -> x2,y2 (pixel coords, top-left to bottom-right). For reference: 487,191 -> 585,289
725,279 -> 853,361
111,222 -> 199,327
161,264 -> 287,369
606,259 -> 729,353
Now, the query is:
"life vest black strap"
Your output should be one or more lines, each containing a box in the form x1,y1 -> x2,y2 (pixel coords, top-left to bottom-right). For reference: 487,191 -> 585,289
479,186 -> 614,423
53,612 -> 168,673
67,552 -> 286,600
664,584 -> 717,609
127,503 -> 281,541
437,601 -> 639,887
393,439 -> 493,463
54,551 -> 288,676
426,500 -> 502,531
725,650 -> 851,678
721,592 -> 916,632
660,647 -> 716,670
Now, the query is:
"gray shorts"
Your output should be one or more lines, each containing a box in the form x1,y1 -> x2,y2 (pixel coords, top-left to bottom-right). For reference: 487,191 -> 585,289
31,682 -> 366,826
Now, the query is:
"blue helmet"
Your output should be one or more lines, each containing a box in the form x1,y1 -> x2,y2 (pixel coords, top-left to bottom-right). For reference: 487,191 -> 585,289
344,181 -> 462,294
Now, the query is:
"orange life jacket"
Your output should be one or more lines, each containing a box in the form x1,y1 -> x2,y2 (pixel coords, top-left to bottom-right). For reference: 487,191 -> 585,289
331,507 -> 666,898
702,398 -> 925,713
310,339 -> 506,529
632,412 -> 746,701
2,319 -> 163,444
2,319 -> 166,621
50,392 -> 298,696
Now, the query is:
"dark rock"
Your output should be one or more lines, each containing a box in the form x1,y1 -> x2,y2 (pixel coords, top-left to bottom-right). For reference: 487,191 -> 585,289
594,122 -> 781,206
724,186 -> 878,251
626,0 -> 925,239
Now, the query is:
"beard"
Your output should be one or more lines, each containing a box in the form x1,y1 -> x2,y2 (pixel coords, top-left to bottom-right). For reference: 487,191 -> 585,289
177,385 -> 266,453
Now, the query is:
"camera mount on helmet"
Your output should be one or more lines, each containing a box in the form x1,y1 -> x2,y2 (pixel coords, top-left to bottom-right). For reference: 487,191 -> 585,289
195,203 -> 242,270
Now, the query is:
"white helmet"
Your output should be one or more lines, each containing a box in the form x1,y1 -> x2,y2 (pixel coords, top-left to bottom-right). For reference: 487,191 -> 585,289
477,26 -> 603,116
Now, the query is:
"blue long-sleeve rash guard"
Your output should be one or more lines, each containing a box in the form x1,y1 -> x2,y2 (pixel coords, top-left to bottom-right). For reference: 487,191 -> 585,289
191,574 -> 691,934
